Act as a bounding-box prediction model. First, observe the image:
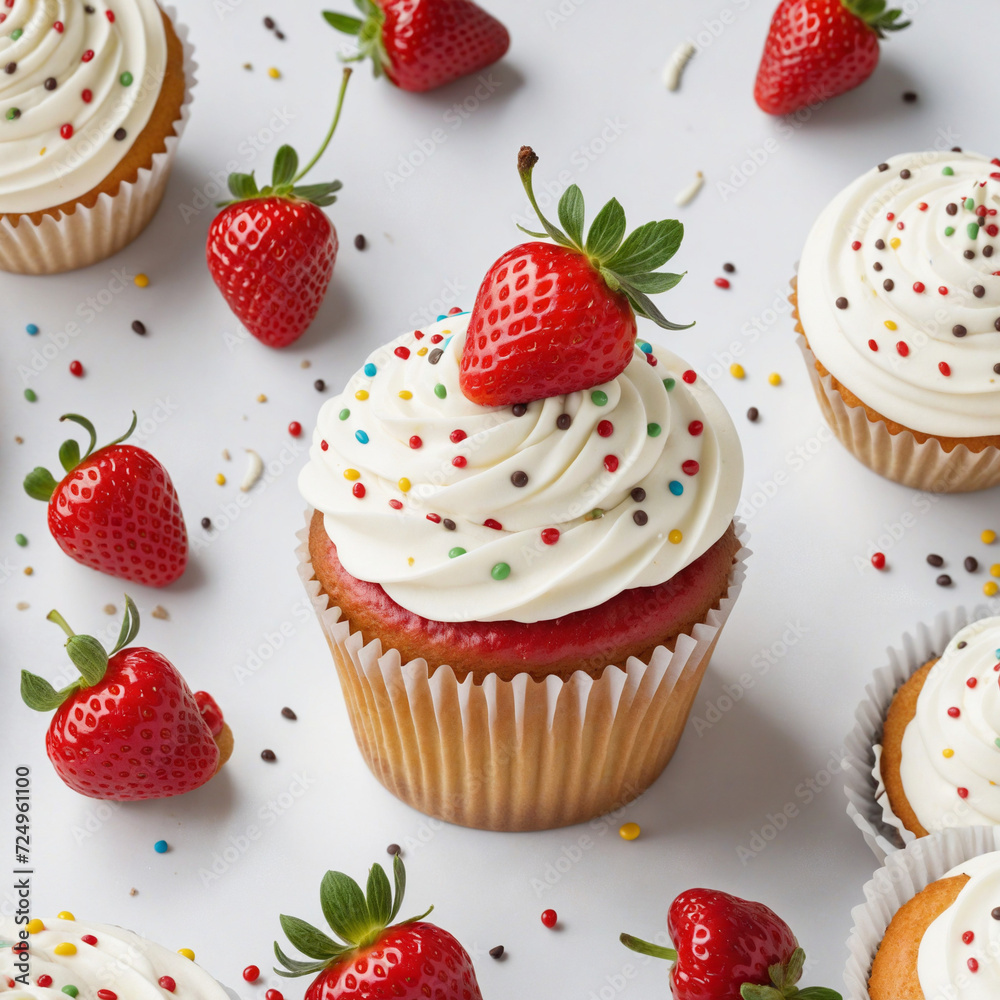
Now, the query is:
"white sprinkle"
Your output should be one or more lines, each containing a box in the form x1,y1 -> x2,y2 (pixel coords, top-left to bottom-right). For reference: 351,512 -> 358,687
240,449 -> 264,492
675,171 -> 704,207
663,41 -> 696,92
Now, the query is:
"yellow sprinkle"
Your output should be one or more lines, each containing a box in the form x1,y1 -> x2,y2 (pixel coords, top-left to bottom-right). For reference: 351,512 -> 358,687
407,556 -> 415,566
177,949 -> 195,961
134,273 -> 149,288
985,581 -> 999,598
257,394 -> 267,403
441,329 -> 451,335
344,469 -> 360,481
729,363 -> 745,379
942,749 -> 955,758
417,347 -> 428,357
890,238 -> 901,249
268,67 -> 281,79
215,473 -> 226,486
668,529 -> 683,544
57,912 -> 75,921
355,390 -> 369,401
398,477 -> 411,493
768,372 -> 782,386
26,920 -> 45,935
884,320 -> 898,331
619,822 -> 641,841
23,566 -> 33,576
983,530 -> 997,544
54,943 -> 77,956
39,146 -> 46,156
398,390 -> 413,400
991,564 -> 1000,578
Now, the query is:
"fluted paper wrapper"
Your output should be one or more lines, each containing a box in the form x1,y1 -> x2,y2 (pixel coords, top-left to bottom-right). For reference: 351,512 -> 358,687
790,280 -> 1000,493
842,607 -> 993,864
0,7 -> 195,275
844,826 -> 1000,998
296,512 -> 749,832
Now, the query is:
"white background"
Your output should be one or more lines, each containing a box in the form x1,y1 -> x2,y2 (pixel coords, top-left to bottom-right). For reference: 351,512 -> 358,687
3,0 -> 1000,996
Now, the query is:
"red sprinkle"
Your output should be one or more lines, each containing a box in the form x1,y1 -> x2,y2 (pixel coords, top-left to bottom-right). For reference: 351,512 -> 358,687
988,224 -> 1000,237
243,967 -> 260,983
851,240 -> 862,251
603,455 -> 619,473
897,221 -> 905,230
413,330 -> 424,339
265,991 -> 284,1000
408,435 -> 422,449
886,212 -> 895,221
967,677 -> 978,688
449,429 -> 467,443
97,992 -> 118,1000
714,277 -> 730,289
426,513 -> 441,523
158,980 -> 176,994
939,362 -> 952,377
69,360 -> 84,377
484,518 -> 503,530
448,306 -> 462,315
388,499 -> 403,510
394,346 -> 410,360
688,420 -> 704,436
682,370 -> 697,384
288,421 -> 302,437
682,460 -> 700,476
939,286 -> 949,295
320,440 -> 328,451
452,456 -> 467,468
958,787 -> 970,799
60,123 -> 74,139
541,528 -> 560,545
964,931 -> 975,944
871,552 -> 886,570
105,9 -> 115,20
81,88 -> 92,103
352,483 -> 365,499
430,334 -> 443,344
53,20 -> 63,31
81,49 -> 94,62
948,707 -> 961,718
597,419 -> 614,437
918,202 -> 928,211
81,936 -> 97,946
868,339 -> 879,352
912,282 -> 925,293
644,352 -> 658,367
977,205 -> 988,217
969,958 -> 979,973
37,977 -> 52,988
896,341 -> 910,357
541,909 -> 557,929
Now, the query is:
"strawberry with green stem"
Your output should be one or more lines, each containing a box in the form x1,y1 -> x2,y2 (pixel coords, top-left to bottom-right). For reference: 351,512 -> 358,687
274,855 -> 482,999
460,146 -> 692,407
206,68 -> 352,348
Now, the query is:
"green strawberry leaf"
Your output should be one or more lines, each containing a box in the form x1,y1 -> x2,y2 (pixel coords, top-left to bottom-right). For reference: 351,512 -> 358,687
388,853 -> 406,924
366,863 -> 393,927
58,413 -> 98,458
227,172 -> 259,202
272,146 -> 299,188
279,915 -> 346,959
793,990 -> 844,999
783,948 -> 806,987
272,941 -> 330,979
294,181 -> 343,201
618,933 -> 678,962
585,197 -> 627,259
623,271 -> 685,294
65,636 -> 109,688
58,439 -> 81,474
320,870 -> 373,946
740,986 -> 783,1000
110,595 -> 140,656
558,185 -> 586,248
23,466 -> 58,502
606,219 -> 684,275
20,671 -> 66,712
323,11 -> 363,33
619,281 -> 694,330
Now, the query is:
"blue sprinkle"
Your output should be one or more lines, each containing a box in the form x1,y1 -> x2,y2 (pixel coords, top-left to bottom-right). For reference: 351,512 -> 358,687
639,342 -> 652,354
153,840 -> 168,854
668,481 -> 684,496
436,314 -> 447,321
443,336 -> 453,349
363,363 -> 377,377
26,324 -> 39,335
355,430 -> 369,444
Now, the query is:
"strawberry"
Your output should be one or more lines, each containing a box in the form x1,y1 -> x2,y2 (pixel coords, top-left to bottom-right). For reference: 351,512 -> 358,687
274,855 -> 482,1000
621,889 -> 841,1000
206,69 -> 352,348
323,0 -> 509,93
23,412 -> 188,588
20,596 -> 232,801
459,146 -> 691,407
754,0 -> 909,116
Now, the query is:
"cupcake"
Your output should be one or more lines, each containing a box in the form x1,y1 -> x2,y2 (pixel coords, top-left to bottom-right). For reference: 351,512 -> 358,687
869,850 -> 1000,997
793,149 -> 1000,492
0,915 -> 238,998
297,148 -> 746,831
0,0 -> 192,275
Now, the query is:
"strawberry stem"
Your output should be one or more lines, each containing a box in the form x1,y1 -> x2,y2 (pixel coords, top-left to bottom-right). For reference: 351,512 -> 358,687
294,68 -> 353,184
619,933 -> 677,963
46,609 -> 76,639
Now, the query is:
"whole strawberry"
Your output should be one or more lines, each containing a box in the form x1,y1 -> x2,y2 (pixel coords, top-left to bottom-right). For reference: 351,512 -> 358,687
754,0 -> 909,116
324,0 -> 509,93
207,69 -> 351,348
621,889 -> 842,1000
23,412 -> 187,587
275,855 -> 482,1000
20,596 -> 233,801
459,146 -> 691,407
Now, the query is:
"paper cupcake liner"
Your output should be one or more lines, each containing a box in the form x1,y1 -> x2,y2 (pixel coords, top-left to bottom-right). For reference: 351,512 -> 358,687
296,510 -> 750,832
790,282 -> 1000,493
0,6 -> 196,275
844,826 -> 1000,998
843,606 -> 1000,864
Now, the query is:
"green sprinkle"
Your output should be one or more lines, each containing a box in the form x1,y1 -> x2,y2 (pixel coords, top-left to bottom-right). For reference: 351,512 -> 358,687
590,390 -> 608,406
968,222 -> 980,240
434,383 -> 447,399
944,227 -> 955,237
6,108 -> 20,121
647,422 -> 662,437
120,71 -> 134,87
15,534 -> 27,547
995,738 -> 1000,750
448,547 -> 466,558
24,388 -> 36,402
663,377 -> 676,391
942,166 -> 954,176
586,508 -> 605,521
62,988 -> 79,998
966,198 -> 975,211
338,408 -> 350,420
11,28 -> 22,39
491,562 -> 511,581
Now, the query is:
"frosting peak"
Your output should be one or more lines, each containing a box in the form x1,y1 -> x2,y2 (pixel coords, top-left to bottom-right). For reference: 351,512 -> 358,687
299,313 -> 743,623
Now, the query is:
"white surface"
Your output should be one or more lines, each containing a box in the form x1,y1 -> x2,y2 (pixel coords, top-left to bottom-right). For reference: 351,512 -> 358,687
2,1 -> 1000,996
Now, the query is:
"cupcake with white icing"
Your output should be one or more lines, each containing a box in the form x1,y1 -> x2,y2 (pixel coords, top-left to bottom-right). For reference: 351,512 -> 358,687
794,149 -> 1000,492
0,0 -> 193,274
0,915 -> 238,998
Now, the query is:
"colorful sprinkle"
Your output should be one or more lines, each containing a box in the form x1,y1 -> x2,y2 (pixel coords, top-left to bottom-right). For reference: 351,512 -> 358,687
768,372 -> 781,386
591,390 -> 608,406
398,478 -> 411,493
81,88 -> 92,102
434,383 -> 447,399
15,533 -> 27,547
896,342 -> 910,357
942,166 -> 954,176
134,273 -> 149,288
945,227 -> 955,237
24,388 -> 37,402
54,944 -> 76,957
26,920 -> 45,935
119,71 -> 133,86
541,528 -> 560,545
62,988 -> 79,997
682,370 -> 697,384
597,419 -> 614,437
158,977 -> 176,992
398,390 -> 413,400
154,840 -> 168,853
939,362 -> 952,377
491,562 -> 511,581
647,422 -> 661,437
364,363 -> 377,376
541,910 -> 558,929
448,547 -> 466,558
388,499 -> 402,510
355,390 -> 369,401
177,949 -> 195,961
871,552 -> 886,570
619,822 -> 641,841
714,277 -> 730,289
985,582 -> 999,597
884,320 -> 897,330
943,749 -> 954,758
890,238 -> 901,249
958,787 -> 969,799
668,480 -> 683,496
603,455 -> 619,473
452,456 -> 467,468
394,346 -> 410,360
60,123 -> 73,139
344,469 -> 360,481
663,378 -> 675,391
681,460 -> 700,476
268,67 -> 281,78
450,429 -> 467,443
948,707 -> 961,718
913,282 -> 925,293
352,483 -> 365,499
668,529 -> 683,544
408,435 -> 422,449
338,408 -> 350,421
730,363 -> 745,379
355,430 -> 369,444
243,967 -> 260,983
688,420 -> 703,436
983,530 -> 997,544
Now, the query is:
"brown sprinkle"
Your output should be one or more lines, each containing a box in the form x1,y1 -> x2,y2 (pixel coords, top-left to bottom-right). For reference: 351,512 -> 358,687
281,707 -> 297,720
387,843 -> 401,856
261,749 -> 277,762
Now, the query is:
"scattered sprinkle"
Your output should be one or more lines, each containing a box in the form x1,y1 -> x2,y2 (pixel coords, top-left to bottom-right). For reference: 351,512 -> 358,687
675,171 -> 704,207
281,707 -> 297,720
619,822 -> 641,841
985,582 -> 999,598
16,602 -> 29,611
23,566 -> 33,576
937,574 -> 953,587
902,91 -> 918,102
26,323 -> 38,335
354,234 -> 367,250
729,363 -> 745,379
540,909 -> 558,929
154,840 -> 169,854
24,388 -> 37,402
747,407 -> 759,422
871,552 -> 886,570
133,273 -> 149,288
177,949 -> 195,961
983,530 -> 997,544
215,473 -> 226,486
103,604 -> 117,615
15,533 -> 27,547
663,40 -> 696,91
268,67 -> 281,79
69,360 -> 84,377
151,606 -> 169,620
261,749 -> 277,762
288,421 -> 302,437
131,320 -> 146,335
243,967 -> 260,984
768,372 -> 782,386
489,946 -> 505,960
240,449 -> 264,491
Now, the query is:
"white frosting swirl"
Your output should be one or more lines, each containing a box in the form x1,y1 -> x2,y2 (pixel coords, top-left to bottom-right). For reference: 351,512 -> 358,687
798,150 -> 1000,438
298,313 -> 743,624
0,0 -> 168,214
917,851 -> 1000,998
898,617 -> 1000,831
0,916 -> 230,998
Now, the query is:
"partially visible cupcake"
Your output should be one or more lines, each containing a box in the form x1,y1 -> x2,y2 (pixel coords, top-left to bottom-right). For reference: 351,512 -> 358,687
879,616 -> 1000,838
0,0 -> 192,275
794,149 -> 1000,492
0,914 -> 238,998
